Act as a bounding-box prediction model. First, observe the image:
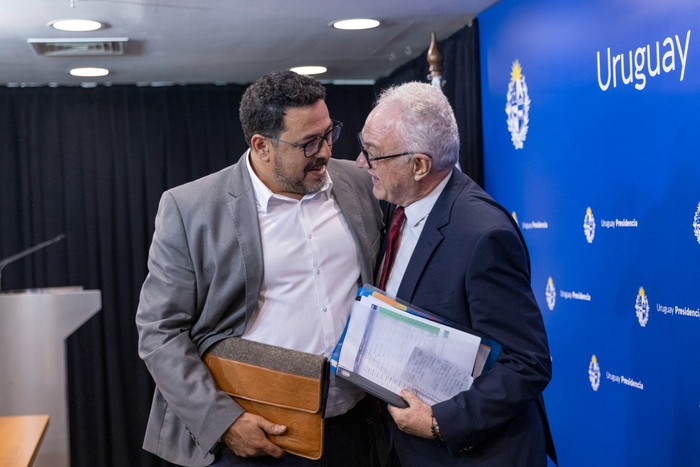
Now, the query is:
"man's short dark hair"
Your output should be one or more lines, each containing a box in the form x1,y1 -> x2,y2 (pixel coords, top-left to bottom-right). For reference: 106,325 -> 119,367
239,70 -> 327,145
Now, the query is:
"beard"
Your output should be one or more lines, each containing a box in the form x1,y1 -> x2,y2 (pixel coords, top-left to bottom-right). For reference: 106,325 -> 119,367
273,157 -> 328,195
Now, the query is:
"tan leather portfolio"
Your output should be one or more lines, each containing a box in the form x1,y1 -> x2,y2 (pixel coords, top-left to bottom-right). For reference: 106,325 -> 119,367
203,338 -> 329,460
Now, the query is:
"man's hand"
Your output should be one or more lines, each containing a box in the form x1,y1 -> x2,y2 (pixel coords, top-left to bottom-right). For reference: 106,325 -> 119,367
222,412 -> 287,458
387,390 -> 434,438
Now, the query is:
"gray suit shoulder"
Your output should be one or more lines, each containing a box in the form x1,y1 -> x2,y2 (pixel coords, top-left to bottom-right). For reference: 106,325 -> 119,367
329,158 -> 373,189
167,164 -> 236,199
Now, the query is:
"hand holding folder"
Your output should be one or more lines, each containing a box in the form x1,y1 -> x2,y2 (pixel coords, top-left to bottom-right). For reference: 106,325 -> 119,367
204,338 -> 329,460
332,285 -> 500,408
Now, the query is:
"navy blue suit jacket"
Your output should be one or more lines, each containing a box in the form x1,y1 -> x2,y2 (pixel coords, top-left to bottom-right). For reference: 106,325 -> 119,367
389,170 -> 555,467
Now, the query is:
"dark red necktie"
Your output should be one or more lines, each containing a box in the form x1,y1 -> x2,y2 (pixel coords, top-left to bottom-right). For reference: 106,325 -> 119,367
378,206 -> 406,290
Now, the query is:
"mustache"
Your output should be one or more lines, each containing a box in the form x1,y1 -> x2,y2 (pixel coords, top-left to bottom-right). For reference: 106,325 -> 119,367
305,159 -> 328,171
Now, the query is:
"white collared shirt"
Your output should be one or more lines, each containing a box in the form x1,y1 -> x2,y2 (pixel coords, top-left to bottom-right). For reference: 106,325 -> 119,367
384,171 -> 452,297
242,153 -> 364,416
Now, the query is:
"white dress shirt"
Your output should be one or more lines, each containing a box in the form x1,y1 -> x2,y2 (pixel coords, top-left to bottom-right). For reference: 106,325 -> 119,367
242,154 -> 364,416
384,171 -> 452,297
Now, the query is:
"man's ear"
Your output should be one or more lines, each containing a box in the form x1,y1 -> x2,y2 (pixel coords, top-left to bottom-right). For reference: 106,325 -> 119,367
250,134 -> 271,161
413,154 -> 433,181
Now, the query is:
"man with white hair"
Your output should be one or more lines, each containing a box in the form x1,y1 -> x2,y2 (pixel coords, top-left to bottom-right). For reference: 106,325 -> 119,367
356,82 -> 557,466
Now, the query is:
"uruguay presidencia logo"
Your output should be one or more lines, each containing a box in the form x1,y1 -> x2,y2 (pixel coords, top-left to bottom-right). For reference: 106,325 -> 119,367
505,60 -> 530,150
589,355 -> 601,391
584,207 -> 596,243
693,202 -> 700,244
545,277 -> 556,311
635,287 -> 649,327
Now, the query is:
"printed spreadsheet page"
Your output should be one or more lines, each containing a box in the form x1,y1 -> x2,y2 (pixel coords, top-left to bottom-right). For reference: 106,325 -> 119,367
337,293 -> 482,405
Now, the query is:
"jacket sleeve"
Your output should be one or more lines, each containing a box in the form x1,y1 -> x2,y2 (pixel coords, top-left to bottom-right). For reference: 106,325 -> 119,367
432,226 -> 552,455
135,191 -> 242,457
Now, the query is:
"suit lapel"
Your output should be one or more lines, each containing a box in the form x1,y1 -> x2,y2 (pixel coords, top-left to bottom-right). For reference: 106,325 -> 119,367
397,171 -> 466,302
226,152 -> 264,325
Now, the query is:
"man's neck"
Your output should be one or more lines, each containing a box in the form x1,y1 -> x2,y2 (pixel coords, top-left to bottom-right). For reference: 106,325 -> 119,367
403,169 -> 451,207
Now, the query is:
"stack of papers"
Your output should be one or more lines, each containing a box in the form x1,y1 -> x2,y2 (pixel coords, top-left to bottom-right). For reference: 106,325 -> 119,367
332,286 -> 499,407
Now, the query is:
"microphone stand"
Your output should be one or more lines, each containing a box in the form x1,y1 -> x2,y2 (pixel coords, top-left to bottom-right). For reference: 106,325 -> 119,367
0,234 -> 66,292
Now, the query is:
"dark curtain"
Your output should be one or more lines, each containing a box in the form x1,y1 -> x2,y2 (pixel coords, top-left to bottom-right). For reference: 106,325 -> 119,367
374,21 -> 484,188
0,83 -> 374,467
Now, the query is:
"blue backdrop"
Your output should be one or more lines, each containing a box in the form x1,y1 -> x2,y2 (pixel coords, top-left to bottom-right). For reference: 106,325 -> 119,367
479,1 -> 700,465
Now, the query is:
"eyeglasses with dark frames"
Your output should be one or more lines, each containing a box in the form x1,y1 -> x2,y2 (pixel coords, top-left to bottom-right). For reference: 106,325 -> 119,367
266,120 -> 343,158
357,132 -> 431,168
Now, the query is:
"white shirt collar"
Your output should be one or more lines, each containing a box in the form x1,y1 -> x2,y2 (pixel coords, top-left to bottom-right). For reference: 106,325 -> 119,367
403,169 -> 453,227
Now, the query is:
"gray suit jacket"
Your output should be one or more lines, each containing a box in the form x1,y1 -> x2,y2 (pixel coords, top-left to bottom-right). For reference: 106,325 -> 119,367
136,154 -> 382,466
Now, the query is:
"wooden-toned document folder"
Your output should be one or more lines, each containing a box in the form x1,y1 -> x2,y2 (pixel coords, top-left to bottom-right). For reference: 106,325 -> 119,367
203,338 -> 329,460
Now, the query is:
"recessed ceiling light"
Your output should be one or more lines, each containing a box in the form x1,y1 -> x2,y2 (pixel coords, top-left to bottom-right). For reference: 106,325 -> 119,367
331,19 -> 380,30
290,66 -> 327,76
49,19 -> 103,32
70,67 -> 109,77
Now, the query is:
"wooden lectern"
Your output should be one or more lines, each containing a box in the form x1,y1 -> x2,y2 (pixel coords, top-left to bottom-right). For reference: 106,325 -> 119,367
0,287 -> 101,467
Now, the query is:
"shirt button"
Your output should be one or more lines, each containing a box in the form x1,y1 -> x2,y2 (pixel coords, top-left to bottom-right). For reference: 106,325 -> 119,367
308,234 -> 313,239
322,306 -> 328,312
315,268 -> 320,275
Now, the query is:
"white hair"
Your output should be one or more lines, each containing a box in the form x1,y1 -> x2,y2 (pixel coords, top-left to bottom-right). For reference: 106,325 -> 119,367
375,82 -> 459,171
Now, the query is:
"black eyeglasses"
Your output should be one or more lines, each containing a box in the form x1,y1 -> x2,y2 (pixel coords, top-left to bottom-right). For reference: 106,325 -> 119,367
357,132 -> 416,168
266,120 -> 343,158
